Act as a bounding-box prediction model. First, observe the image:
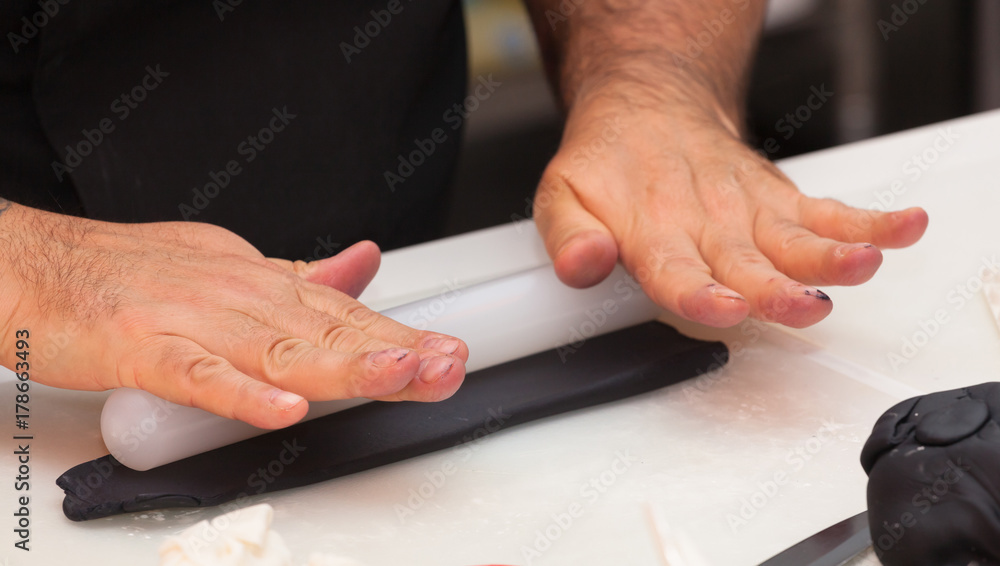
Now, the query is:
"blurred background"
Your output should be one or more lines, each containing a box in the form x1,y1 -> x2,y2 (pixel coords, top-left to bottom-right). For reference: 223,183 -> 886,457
443,0 -> 1000,236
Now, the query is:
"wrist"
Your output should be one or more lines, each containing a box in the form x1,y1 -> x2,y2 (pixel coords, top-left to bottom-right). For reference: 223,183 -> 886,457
563,72 -> 745,144
547,3 -> 766,141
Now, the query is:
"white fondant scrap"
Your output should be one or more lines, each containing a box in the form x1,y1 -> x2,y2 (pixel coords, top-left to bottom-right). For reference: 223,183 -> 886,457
160,504 -> 292,566
159,504 -> 364,566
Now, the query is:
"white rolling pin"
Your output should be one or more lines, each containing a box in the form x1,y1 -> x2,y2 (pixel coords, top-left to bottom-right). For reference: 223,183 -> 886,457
101,263 -> 661,470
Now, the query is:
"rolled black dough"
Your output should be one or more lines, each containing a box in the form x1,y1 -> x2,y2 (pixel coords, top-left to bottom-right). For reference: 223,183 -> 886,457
861,382 -> 1000,565
58,321 -> 728,521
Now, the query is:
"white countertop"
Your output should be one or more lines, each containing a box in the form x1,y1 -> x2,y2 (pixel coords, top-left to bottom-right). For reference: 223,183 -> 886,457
3,109 -> 1000,566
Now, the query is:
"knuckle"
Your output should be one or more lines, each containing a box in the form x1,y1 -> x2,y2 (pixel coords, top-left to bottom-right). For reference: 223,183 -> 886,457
772,226 -> 813,255
655,252 -> 704,274
290,259 -> 310,275
719,255 -> 770,285
263,337 -> 311,377
624,245 -> 705,285
541,156 -> 574,183
338,302 -> 377,329
183,354 -> 231,387
704,238 -> 770,281
317,324 -> 361,351
536,164 -> 576,199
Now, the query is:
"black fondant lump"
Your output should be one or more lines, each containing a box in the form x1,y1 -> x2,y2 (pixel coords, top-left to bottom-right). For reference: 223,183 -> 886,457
861,382 -> 1000,566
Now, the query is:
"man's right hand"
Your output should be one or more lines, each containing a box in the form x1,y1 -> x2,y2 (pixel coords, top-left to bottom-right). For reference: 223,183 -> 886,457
0,200 -> 468,429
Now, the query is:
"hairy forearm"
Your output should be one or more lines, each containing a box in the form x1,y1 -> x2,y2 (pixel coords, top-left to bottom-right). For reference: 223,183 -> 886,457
0,198 -> 29,368
524,0 -> 766,129
0,200 -> 112,367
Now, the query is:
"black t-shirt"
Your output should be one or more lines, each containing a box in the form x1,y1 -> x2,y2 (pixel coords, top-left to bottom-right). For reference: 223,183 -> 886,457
0,0 -> 466,257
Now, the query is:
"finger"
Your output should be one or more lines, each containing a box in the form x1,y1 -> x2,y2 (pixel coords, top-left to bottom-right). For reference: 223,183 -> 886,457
622,232 -> 749,328
368,355 -> 466,403
755,220 -> 885,286
534,168 -> 619,289
125,335 -> 309,429
296,287 -> 470,362
189,313 -> 420,396
267,240 -> 381,299
798,199 -> 929,249
250,340 -> 463,403
703,235 -> 834,328
196,312 -> 464,401
262,302 -> 456,368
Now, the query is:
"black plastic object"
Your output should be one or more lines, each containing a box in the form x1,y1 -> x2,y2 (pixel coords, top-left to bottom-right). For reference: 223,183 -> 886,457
861,383 -> 1000,566
58,321 -> 728,521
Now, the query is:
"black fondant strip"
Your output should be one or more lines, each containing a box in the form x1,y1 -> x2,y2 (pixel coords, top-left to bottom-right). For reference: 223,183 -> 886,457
58,321 -> 727,521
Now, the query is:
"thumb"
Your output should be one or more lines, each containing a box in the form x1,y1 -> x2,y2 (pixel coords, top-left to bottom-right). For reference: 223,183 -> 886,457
534,168 -> 618,288
268,240 -> 381,298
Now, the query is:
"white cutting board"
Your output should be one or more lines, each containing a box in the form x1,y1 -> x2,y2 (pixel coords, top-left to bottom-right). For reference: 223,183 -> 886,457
2,109 -> 1000,566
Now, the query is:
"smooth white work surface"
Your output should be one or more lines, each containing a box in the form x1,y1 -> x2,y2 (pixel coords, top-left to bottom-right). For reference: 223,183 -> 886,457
2,108 -> 1000,565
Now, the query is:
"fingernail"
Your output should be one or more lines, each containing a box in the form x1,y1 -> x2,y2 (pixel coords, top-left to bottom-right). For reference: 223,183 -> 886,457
370,348 -> 411,368
708,284 -> 745,301
270,390 -> 304,410
834,243 -> 874,258
803,288 -> 831,301
418,355 -> 455,384
423,336 -> 461,355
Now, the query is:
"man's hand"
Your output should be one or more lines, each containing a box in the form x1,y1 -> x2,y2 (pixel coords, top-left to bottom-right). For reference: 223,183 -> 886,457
525,0 -> 928,328
0,201 -> 467,429
534,98 -> 928,328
